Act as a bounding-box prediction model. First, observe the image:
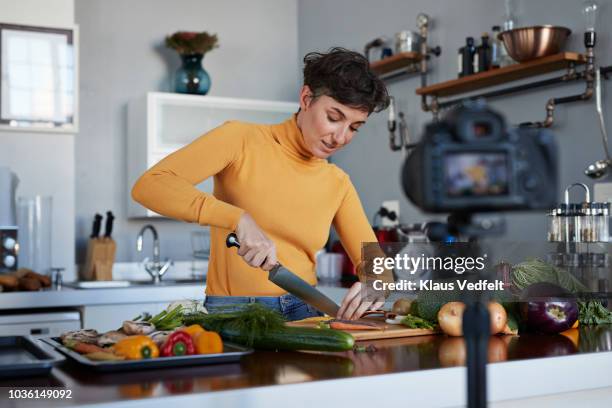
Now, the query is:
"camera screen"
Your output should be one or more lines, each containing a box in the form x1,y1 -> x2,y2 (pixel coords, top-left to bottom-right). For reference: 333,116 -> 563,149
444,152 -> 509,197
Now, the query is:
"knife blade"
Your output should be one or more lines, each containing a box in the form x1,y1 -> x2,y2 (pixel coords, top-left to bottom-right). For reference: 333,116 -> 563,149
226,233 -> 340,317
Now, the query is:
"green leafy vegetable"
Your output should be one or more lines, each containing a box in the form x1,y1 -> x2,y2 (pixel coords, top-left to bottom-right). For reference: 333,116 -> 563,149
184,303 -> 285,346
400,314 -> 436,330
146,305 -> 184,330
512,258 -> 612,325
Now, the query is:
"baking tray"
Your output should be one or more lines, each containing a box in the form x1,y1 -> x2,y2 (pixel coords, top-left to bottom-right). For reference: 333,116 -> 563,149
0,336 -> 64,378
42,337 -> 253,373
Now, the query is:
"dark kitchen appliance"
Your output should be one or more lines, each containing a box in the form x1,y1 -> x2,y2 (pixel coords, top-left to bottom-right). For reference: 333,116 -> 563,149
0,336 -> 63,378
0,226 -> 18,272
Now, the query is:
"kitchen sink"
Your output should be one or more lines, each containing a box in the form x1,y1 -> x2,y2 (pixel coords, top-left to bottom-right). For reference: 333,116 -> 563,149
65,279 -> 204,289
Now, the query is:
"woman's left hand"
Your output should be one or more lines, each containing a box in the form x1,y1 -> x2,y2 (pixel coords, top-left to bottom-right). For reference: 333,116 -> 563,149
337,282 -> 385,320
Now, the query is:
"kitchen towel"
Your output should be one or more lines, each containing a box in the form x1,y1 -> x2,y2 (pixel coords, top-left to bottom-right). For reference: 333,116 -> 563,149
0,166 -> 19,226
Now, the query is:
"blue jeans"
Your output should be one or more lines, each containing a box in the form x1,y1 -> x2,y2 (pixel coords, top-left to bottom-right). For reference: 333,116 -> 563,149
204,293 -> 324,321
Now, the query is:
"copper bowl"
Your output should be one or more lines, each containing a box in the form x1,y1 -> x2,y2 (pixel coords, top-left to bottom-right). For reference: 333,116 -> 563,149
498,25 -> 572,62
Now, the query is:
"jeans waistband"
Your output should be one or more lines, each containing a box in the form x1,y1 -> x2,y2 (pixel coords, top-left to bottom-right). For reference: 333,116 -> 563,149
205,293 -> 300,304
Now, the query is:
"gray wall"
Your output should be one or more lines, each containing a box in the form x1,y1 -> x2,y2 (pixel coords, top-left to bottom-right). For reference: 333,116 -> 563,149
75,0 -> 299,264
298,0 -> 612,241
0,0 -> 76,280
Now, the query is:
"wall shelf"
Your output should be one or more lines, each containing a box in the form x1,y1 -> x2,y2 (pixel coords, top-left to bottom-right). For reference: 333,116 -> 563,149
370,52 -> 422,77
416,52 -> 585,98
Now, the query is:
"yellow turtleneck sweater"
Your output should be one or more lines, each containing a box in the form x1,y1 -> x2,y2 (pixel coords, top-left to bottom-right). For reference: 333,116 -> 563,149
131,114 -> 377,296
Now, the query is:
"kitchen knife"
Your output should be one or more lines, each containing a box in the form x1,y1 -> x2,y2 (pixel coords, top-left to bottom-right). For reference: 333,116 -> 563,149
90,213 -> 103,239
104,211 -> 115,238
226,233 -> 340,317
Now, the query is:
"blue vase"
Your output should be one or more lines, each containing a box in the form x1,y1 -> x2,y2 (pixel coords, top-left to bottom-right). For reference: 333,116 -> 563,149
174,53 -> 210,95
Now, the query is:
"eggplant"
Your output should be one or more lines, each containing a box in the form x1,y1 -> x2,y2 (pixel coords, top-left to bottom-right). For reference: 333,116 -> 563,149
520,282 -> 578,334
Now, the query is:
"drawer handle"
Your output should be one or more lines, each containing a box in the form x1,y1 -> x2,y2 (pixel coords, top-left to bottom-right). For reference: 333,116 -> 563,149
30,328 -> 50,335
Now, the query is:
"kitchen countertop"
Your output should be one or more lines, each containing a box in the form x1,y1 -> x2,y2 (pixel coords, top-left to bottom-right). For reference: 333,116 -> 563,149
2,326 -> 612,407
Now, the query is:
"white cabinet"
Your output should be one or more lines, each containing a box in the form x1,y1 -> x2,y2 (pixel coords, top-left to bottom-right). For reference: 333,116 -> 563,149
127,92 -> 298,218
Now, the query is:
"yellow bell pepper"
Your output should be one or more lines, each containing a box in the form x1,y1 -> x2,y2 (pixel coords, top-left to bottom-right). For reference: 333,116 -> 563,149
113,335 -> 159,360
193,331 -> 223,354
182,324 -> 205,339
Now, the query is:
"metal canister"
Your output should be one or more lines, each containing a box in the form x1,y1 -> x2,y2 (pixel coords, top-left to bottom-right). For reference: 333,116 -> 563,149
395,30 -> 422,54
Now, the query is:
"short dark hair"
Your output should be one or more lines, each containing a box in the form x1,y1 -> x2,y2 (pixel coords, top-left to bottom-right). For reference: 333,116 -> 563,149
302,47 -> 389,114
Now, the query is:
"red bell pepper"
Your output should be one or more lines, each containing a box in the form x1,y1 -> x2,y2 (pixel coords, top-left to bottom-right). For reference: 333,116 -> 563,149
160,331 -> 195,357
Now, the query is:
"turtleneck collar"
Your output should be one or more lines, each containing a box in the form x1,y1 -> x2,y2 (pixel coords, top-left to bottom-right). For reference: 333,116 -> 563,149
271,114 -> 326,165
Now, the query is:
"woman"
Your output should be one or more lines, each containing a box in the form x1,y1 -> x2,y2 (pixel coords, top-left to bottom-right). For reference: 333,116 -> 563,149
132,47 -> 390,321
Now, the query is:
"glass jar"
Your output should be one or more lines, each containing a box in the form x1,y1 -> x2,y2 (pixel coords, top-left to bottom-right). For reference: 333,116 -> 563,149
547,208 -> 559,241
16,196 -> 53,274
601,203 -> 610,242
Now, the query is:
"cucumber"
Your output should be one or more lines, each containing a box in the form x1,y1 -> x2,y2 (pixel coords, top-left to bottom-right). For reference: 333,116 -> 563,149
216,324 -> 355,352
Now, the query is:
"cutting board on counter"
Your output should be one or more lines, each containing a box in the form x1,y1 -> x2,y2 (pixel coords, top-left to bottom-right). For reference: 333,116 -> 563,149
286,316 -> 439,341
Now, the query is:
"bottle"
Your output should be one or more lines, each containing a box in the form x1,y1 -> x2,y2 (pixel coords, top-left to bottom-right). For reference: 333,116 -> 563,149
474,33 -> 492,73
490,26 -> 502,69
458,37 -> 476,77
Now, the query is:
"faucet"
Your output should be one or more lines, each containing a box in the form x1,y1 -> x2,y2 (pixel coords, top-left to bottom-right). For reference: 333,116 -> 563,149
136,225 -> 172,283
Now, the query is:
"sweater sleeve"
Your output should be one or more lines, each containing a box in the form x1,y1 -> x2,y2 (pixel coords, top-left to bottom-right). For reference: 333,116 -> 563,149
332,175 -> 394,285
131,121 -> 246,230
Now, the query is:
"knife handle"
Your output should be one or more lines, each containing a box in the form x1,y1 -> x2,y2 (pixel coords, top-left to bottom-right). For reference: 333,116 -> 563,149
104,211 -> 115,238
91,213 -> 103,239
226,233 -> 240,248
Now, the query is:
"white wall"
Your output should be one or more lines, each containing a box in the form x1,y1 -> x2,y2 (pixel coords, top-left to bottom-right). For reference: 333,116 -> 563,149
75,0 -> 299,264
298,0 -> 612,242
0,0 -> 76,280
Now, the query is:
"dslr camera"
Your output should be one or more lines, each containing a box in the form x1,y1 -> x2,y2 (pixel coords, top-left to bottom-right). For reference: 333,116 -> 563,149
402,103 -> 558,213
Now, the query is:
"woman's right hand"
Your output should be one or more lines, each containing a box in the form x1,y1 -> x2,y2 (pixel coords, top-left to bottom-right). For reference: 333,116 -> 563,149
235,213 -> 278,271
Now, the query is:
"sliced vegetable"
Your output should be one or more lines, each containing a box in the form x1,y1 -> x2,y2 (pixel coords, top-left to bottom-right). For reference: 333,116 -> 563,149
114,335 -> 159,360
193,331 -> 223,354
85,351 -> 126,361
160,331 -> 195,357
326,319 -> 381,331
400,314 -> 436,330
122,320 -> 155,335
385,315 -> 406,325
60,329 -> 99,345
520,282 -> 578,334
97,330 -> 127,347
67,340 -> 107,355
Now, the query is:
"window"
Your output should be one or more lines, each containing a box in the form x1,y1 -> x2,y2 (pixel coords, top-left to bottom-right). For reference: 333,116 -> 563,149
0,23 -> 76,131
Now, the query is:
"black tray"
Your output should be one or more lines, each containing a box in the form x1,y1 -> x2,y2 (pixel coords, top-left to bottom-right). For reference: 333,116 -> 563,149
0,336 -> 64,378
42,338 -> 253,373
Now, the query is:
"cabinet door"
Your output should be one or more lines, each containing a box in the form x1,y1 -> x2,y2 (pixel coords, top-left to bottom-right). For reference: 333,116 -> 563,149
152,95 -> 297,153
81,303 -> 169,332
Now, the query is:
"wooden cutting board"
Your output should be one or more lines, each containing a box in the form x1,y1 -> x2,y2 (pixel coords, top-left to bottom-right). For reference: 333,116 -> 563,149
286,316 -> 439,341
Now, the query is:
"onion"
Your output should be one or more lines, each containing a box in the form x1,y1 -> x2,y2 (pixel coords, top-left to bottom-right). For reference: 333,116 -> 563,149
520,282 -> 578,334
488,302 -> 507,335
392,299 -> 413,315
438,302 -> 465,336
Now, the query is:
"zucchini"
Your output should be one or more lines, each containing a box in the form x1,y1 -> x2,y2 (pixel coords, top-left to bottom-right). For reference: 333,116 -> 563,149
183,304 -> 355,351
216,324 -> 355,352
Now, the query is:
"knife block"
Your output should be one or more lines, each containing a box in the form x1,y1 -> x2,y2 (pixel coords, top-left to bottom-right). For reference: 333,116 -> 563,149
81,238 -> 116,281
